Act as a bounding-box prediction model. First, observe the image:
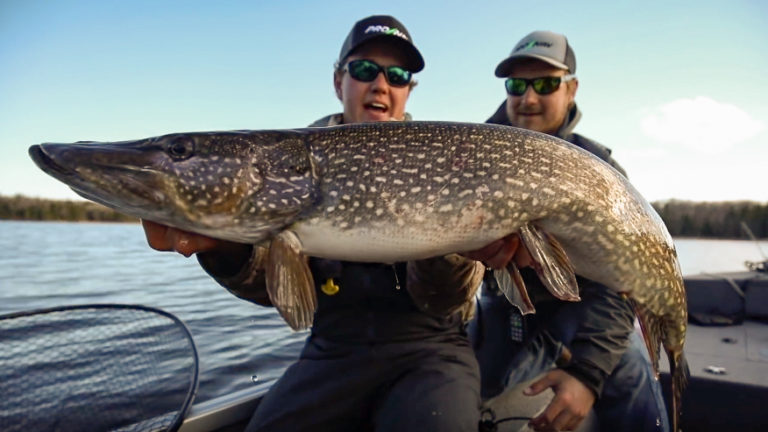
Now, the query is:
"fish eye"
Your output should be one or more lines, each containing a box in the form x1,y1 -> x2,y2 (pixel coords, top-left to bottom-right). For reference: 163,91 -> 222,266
166,136 -> 195,160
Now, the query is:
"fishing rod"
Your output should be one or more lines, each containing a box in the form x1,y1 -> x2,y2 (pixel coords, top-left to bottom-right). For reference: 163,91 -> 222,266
740,221 -> 767,272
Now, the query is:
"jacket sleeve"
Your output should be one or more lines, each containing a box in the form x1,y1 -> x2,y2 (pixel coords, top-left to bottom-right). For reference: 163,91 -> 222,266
196,245 -> 273,306
406,254 -> 485,320
558,279 -> 635,396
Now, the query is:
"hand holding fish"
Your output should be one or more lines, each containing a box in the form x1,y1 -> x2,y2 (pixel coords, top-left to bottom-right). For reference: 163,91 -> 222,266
525,369 -> 595,432
143,218 -> 527,272
141,219 -> 253,271
461,233 -> 533,270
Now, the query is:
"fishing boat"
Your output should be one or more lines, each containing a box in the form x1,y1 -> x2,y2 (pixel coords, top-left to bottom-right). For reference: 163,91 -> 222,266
180,259 -> 768,432
2,262 -> 767,432
657,258 -> 768,432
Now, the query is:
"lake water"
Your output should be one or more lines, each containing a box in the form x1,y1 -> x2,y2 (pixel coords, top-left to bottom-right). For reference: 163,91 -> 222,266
1,220 -> 767,404
0,221 -> 308,404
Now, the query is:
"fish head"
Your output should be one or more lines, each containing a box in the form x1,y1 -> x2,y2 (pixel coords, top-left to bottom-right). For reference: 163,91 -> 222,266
29,130 -> 319,243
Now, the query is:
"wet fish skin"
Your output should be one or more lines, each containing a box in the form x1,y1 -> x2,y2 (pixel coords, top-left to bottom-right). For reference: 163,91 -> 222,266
29,121 -> 688,428
30,130 -> 320,243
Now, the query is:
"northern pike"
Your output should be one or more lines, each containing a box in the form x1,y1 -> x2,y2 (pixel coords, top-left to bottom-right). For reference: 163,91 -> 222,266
29,121 -> 688,428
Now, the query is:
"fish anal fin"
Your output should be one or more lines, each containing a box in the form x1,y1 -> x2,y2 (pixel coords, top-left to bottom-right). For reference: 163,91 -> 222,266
493,262 -> 535,315
519,223 -> 580,302
629,298 -> 662,376
266,231 -> 317,330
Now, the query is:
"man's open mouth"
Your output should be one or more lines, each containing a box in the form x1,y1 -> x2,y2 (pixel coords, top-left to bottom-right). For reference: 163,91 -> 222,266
365,102 -> 388,113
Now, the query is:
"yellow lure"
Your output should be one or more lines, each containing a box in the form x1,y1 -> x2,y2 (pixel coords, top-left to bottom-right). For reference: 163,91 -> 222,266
321,278 -> 340,296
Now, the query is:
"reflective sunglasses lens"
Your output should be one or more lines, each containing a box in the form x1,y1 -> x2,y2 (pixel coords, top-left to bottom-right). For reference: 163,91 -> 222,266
505,78 -> 527,96
347,60 -> 380,82
385,66 -> 412,86
531,77 -> 562,95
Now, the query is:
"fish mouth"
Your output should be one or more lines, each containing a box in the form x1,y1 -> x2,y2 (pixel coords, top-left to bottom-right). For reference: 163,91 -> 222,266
29,143 -> 166,212
29,144 -> 107,205
29,144 -> 76,182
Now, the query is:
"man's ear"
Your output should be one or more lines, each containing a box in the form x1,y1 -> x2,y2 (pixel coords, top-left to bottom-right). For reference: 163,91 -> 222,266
333,71 -> 343,101
568,78 -> 579,104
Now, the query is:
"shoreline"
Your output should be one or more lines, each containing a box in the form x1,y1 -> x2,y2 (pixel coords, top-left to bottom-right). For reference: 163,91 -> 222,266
0,218 -> 138,225
1,220 -> 764,240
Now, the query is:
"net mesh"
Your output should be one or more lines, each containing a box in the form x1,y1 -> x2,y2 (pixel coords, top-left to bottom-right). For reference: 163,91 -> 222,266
0,304 -> 198,432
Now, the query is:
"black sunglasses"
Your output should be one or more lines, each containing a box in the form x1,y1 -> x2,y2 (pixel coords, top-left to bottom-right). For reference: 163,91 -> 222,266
343,59 -> 413,87
505,75 -> 576,96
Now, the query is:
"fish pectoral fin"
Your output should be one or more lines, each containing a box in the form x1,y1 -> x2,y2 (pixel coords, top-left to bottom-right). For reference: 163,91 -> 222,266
265,231 -> 317,331
494,262 -> 535,315
519,223 -> 580,302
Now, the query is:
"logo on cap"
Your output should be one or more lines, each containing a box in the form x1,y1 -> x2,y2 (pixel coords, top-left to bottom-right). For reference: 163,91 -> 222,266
364,25 -> 409,41
515,40 -> 552,52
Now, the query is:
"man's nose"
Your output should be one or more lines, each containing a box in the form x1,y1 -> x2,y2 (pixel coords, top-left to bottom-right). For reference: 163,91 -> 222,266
519,85 -> 538,103
370,71 -> 389,92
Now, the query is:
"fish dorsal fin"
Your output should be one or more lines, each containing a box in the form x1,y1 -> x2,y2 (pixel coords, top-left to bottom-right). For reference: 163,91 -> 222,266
493,262 -> 536,314
519,223 -> 580,302
265,230 -> 317,330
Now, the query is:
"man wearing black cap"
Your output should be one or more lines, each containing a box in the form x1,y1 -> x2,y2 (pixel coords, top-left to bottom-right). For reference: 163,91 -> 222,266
468,31 -> 670,432
309,14 -> 425,126
142,15 -> 484,432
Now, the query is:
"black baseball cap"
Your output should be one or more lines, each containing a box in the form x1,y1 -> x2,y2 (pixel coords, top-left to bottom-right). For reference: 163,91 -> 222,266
495,30 -> 576,77
338,15 -> 424,72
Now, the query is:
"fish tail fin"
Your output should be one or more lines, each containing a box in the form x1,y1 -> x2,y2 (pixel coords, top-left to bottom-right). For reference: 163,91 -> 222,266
632,299 -> 689,431
668,348 -> 690,432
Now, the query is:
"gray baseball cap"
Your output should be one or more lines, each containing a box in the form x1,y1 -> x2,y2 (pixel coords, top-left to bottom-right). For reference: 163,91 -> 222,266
338,15 -> 424,72
495,30 -> 576,77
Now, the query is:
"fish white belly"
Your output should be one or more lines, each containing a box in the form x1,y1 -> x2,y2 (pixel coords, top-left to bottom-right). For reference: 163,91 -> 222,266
292,219 -> 509,263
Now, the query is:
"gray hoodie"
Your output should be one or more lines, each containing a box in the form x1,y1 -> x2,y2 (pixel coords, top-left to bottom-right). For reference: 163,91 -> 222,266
486,101 -> 627,177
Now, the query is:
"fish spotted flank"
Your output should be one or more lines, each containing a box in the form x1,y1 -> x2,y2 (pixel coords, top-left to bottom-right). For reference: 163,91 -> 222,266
29,121 -> 689,429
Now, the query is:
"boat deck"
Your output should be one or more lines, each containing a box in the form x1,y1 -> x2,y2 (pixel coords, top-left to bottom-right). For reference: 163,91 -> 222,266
179,270 -> 768,432
669,320 -> 768,387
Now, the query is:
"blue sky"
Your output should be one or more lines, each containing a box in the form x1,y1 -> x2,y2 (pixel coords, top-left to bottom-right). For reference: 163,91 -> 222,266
1,0 -> 766,203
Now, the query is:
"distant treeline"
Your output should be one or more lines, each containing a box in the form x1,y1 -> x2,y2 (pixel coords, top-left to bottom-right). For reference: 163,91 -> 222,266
1,195 -> 766,238
652,200 -> 767,239
0,195 -> 137,223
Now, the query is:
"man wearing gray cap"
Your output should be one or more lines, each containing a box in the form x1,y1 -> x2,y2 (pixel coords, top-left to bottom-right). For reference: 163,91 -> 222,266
142,15 -> 485,432
468,31 -> 670,432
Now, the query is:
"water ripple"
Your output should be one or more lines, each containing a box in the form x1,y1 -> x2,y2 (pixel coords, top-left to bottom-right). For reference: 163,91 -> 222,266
0,221 -> 301,403
4,222 -> 764,404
